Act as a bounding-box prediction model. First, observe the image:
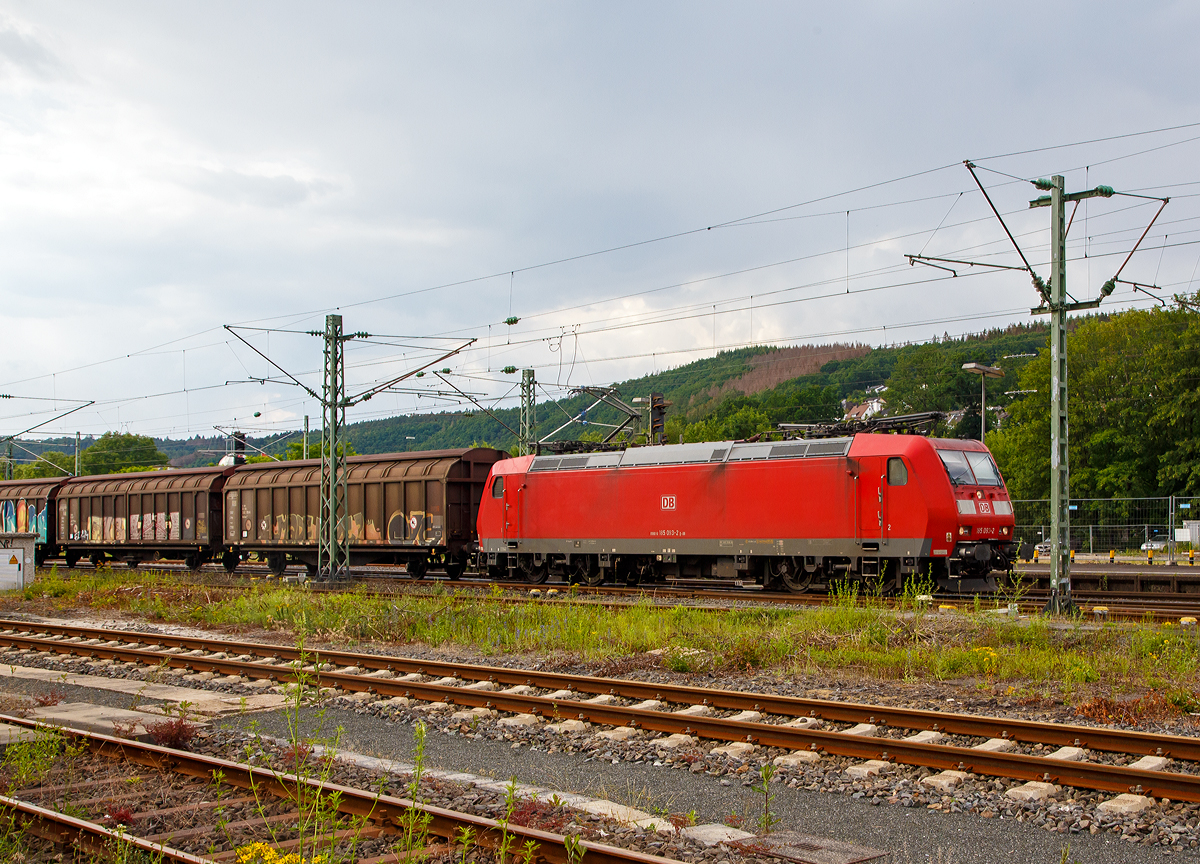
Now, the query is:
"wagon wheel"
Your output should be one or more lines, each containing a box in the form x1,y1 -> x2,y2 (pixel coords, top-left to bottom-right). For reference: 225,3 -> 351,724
770,557 -> 813,594
89,553 -> 106,569
125,558 -> 140,570
444,557 -> 465,581
305,561 -> 318,579
221,551 -> 240,573
64,550 -> 79,569
267,553 -> 288,577
520,557 -> 550,584
407,556 -> 428,579
183,553 -> 201,572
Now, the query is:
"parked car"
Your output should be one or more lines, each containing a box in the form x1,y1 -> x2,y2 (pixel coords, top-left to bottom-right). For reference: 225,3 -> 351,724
1034,541 -> 1051,555
1140,538 -> 1167,551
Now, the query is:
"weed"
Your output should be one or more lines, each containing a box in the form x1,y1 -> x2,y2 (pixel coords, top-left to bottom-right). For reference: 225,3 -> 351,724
497,778 -> 520,864
33,688 -> 66,707
828,578 -> 860,608
397,720 -> 433,861
104,804 -> 137,827
2,727 -> 66,791
454,825 -> 476,864
563,833 -> 587,864
750,762 -> 781,834
232,633 -> 378,864
898,568 -> 936,609
668,810 -> 698,829
144,715 -> 198,749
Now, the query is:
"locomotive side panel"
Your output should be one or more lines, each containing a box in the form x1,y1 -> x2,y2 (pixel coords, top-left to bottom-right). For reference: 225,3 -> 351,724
480,433 -> 1014,592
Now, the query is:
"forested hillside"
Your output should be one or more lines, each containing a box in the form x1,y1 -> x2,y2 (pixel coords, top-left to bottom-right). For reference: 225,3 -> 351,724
337,324 -> 1050,453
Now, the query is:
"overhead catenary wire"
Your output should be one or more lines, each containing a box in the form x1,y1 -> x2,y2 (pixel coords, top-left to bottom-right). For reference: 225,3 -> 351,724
9,126 -> 1200,439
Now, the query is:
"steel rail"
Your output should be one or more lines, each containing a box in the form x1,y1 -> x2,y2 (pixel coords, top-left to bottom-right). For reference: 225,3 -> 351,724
0,716 -> 676,864
0,792 -> 213,863
5,625 -> 1200,799
3,622 -> 1200,763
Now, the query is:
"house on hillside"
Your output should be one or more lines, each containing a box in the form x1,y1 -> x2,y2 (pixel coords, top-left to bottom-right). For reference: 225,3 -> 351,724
842,395 -> 886,421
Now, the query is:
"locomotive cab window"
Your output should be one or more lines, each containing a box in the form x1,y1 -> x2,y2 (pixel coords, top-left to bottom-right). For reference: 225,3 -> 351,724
965,451 -> 1002,486
887,457 -> 908,486
936,449 -> 975,486
491,476 -> 505,498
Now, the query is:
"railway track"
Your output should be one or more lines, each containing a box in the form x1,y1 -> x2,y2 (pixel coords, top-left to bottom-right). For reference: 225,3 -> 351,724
0,712 -> 679,864
0,620 -> 1197,807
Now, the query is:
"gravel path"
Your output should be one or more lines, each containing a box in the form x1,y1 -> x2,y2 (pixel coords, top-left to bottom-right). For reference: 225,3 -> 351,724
218,703 -> 1197,863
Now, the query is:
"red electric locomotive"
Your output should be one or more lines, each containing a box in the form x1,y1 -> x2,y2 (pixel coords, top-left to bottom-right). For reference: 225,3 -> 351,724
476,433 -> 1016,593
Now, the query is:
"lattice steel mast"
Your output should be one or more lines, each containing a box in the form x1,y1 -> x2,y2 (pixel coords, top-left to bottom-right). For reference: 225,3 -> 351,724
318,314 -> 351,580
519,368 -> 536,456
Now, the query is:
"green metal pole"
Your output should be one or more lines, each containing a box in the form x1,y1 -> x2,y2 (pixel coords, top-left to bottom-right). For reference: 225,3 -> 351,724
519,369 -> 536,455
1047,175 -> 1072,614
318,314 -> 348,581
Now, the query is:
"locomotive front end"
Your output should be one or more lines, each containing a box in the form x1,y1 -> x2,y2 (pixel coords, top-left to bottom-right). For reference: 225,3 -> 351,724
934,444 -> 1017,580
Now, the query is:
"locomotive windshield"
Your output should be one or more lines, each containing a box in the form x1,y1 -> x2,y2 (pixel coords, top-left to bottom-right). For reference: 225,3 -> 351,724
965,451 -> 1002,486
937,449 -> 1002,486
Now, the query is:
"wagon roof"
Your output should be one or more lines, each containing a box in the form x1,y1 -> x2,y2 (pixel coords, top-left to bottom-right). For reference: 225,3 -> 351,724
59,467 -> 233,496
224,448 -> 507,489
0,477 -> 69,500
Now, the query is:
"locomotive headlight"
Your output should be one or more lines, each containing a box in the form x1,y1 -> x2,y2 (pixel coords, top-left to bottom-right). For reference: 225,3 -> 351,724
958,525 -> 971,536
1000,526 -> 1010,536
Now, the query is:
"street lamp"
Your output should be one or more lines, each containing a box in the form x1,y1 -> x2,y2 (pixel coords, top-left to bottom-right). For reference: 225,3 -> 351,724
962,363 -> 1004,443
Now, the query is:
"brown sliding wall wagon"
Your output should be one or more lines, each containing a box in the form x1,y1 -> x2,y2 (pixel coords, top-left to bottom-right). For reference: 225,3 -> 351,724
221,448 -> 506,576
55,467 -> 233,570
1,447 -> 507,577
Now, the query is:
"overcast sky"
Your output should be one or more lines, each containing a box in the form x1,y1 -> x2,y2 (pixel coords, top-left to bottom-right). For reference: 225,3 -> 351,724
1,1 -> 1198,445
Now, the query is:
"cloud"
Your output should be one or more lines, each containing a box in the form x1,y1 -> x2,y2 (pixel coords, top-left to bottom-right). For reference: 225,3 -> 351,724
0,18 -> 64,81
185,167 -> 335,209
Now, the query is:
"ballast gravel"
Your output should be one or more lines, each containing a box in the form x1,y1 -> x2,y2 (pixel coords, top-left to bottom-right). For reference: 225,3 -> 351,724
216,696 -> 1200,863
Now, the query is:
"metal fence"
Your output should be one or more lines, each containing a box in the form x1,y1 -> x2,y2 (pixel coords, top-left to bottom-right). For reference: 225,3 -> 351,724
1012,496 -> 1200,558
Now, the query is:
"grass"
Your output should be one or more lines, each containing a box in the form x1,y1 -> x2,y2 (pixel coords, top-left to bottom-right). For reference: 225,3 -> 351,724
8,566 -> 1200,714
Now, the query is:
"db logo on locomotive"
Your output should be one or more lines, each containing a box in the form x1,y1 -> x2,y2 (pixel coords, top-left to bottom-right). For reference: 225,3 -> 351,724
661,495 -> 676,511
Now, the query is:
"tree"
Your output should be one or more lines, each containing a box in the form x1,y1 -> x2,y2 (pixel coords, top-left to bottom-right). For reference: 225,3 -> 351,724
989,297 -> 1200,500
80,432 -> 169,475
13,451 -> 74,479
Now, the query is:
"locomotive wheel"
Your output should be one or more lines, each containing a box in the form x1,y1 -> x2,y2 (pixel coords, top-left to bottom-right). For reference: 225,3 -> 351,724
616,558 -> 640,586
407,556 -> 428,579
569,556 -> 603,586
221,551 -> 239,573
770,557 -> 813,594
267,553 -> 287,577
520,557 -> 550,584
